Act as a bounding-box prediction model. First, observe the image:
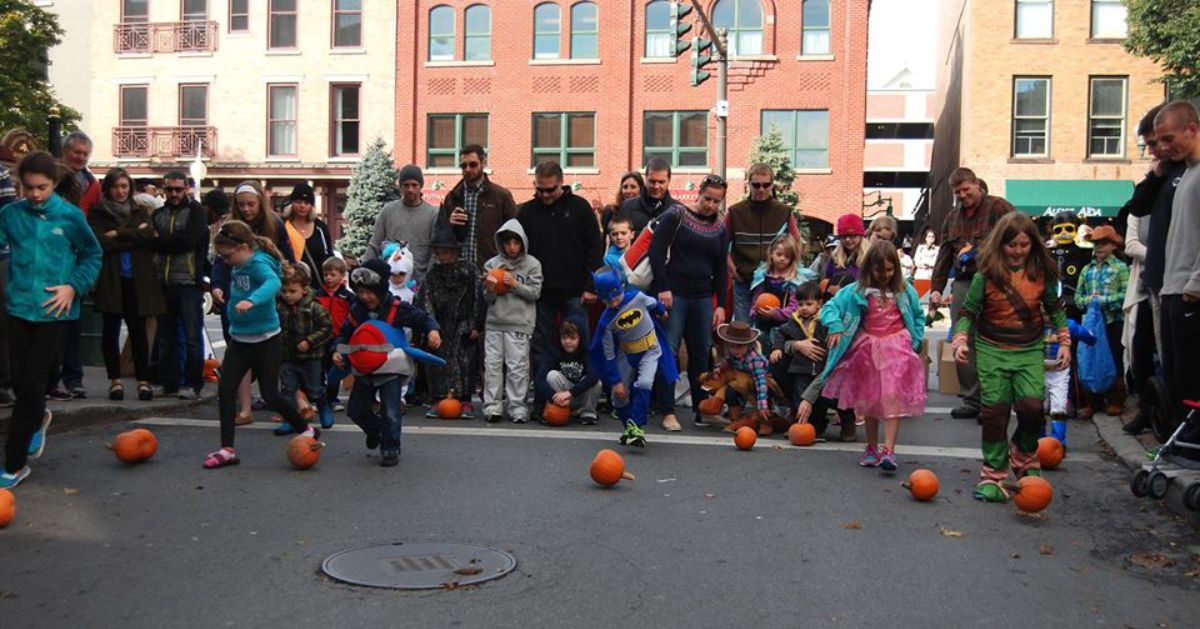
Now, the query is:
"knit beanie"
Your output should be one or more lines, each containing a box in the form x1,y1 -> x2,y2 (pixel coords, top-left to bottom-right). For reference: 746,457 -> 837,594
397,164 -> 424,187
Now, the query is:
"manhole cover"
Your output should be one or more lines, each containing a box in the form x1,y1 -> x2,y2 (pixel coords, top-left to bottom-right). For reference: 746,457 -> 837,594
321,542 -> 516,590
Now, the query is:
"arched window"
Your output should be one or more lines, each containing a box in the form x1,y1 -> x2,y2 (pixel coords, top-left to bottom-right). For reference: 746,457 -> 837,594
712,0 -> 763,56
429,5 -> 455,61
645,0 -> 672,58
802,0 -> 830,55
533,3 -> 561,60
570,2 -> 599,59
464,4 -> 491,61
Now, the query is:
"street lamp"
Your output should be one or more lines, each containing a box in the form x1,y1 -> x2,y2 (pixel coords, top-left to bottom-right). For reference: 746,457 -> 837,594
862,190 -> 894,218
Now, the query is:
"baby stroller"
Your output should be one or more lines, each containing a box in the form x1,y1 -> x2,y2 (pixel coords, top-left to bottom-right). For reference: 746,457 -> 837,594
1130,393 -> 1200,512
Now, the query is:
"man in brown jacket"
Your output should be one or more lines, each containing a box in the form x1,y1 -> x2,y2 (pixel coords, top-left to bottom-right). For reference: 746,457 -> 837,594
928,167 -> 1015,419
436,145 -> 517,274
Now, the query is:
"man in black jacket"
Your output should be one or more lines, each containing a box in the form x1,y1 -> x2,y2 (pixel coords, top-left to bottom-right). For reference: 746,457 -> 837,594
151,171 -> 210,399
517,161 -> 604,373
613,157 -> 676,235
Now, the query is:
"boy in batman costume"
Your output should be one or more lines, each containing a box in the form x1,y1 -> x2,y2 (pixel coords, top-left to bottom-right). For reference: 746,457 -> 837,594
589,267 -> 679,447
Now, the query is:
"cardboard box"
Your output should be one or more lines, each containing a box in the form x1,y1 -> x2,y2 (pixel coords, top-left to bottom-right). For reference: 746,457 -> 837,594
938,338 -> 961,395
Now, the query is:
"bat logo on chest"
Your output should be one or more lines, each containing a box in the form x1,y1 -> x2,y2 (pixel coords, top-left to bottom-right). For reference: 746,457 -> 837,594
616,308 -> 643,330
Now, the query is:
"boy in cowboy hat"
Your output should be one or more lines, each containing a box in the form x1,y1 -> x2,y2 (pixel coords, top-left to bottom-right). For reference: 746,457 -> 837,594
589,266 -> 678,447
1076,224 -> 1129,419
417,226 -> 483,417
709,321 -> 787,436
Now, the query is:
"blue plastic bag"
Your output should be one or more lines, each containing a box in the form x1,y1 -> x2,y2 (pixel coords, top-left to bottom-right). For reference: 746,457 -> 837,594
1077,298 -> 1116,393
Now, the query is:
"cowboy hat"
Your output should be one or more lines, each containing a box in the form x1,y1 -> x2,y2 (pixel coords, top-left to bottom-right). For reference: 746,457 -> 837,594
716,321 -> 761,345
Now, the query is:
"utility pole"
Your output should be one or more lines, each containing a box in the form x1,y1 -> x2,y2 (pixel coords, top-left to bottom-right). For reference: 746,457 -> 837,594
686,0 -> 729,184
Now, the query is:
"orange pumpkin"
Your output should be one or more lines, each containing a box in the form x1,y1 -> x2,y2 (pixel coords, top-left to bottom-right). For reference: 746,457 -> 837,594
0,488 -> 14,528
437,391 -> 464,419
204,358 -> 221,382
734,426 -> 757,450
129,428 -> 158,461
107,431 -> 146,464
487,268 -> 511,295
754,293 -> 781,313
590,449 -> 635,487
697,397 -> 724,416
787,422 -> 817,446
286,435 -> 324,470
1036,437 -> 1064,470
903,469 -> 939,502
1012,475 -> 1054,513
543,402 -> 571,426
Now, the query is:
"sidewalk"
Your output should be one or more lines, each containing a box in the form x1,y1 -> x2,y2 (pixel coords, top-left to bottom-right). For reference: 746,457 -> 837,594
1092,409 -> 1200,527
0,366 -> 212,439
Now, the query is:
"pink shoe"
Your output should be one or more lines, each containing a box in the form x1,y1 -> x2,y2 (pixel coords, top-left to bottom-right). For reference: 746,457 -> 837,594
859,445 -> 879,467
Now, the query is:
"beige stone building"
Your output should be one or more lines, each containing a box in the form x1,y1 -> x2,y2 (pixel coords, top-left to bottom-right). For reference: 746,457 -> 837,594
47,0 -> 396,236
929,0 -> 1166,230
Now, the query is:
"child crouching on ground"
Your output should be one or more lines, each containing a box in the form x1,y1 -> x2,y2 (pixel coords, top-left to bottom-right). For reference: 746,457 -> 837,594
333,258 -> 441,467
275,262 -> 334,433
535,319 -> 601,425
481,219 -> 542,423
711,321 -> 786,436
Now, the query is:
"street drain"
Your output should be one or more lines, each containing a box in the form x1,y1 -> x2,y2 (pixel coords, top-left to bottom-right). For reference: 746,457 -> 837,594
321,542 -> 516,590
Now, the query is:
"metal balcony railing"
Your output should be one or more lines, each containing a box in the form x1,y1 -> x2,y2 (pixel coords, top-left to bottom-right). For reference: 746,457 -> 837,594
114,21 -> 218,54
112,126 -> 217,159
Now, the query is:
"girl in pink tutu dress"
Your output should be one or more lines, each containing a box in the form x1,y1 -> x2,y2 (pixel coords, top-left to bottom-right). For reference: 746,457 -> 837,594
798,241 -> 926,472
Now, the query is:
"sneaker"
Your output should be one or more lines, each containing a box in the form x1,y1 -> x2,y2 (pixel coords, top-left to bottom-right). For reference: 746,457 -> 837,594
178,389 -> 200,401
859,446 -> 880,467
619,420 -> 646,447
512,416 -> 529,424
365,430 -> 381,451
0,466 -> 31,488
331,400 -> 345,412
69,385 -> 87,400
0,389 -> 12,408
950,405 -> 979,419
27,410 -> 52,459
485,415 -> 502,424
693,414 -> 707,427
878,447 -> 897,472
46,387 -> 72,402
273,422 -> 296,436
579,414 -> 598,426
380,450 -> 400,467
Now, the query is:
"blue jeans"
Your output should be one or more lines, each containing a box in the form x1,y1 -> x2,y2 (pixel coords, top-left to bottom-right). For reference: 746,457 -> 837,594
281,359 -> 325,405
158,285 -> 205,393
348,376 -> 405,453
655,294 -> 713,415
533,292 -> 586,368
732,280 -> 753,323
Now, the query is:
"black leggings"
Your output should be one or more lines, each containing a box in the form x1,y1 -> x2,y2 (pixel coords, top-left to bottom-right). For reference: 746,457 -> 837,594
218,334 -> 305,448
4,316 -> 65,473
101,278 -> 150,381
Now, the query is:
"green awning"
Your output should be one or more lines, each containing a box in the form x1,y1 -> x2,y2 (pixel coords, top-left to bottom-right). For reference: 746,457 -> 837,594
1005,179 -> 1134,219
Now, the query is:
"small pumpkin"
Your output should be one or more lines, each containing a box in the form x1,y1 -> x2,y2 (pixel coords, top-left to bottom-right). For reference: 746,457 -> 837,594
903,469 -> 939,502
590,449 -> 635,487
487,267 -> 511,295
0,488 -> 14,528
129,428 -> 158,461
754,293 -> 782,313
1036,437 -> 1064,470
204,358 -> 221,382
734,426 -> 757,450
697,397 -> 724,416
107,431 -> 146,464
543,401 -> 571,426
787,422 -> 817,446
437,390 -> 464,419
1012,475 -> 1054,513
286,435 -> 324,470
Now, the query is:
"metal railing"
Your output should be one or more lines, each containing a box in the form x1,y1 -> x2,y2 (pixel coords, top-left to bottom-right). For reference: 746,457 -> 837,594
114,21 -> 218,53
112,126 -> 217,159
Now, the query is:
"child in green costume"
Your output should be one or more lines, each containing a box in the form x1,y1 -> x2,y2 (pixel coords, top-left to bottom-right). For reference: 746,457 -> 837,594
952,213 -> 1070,502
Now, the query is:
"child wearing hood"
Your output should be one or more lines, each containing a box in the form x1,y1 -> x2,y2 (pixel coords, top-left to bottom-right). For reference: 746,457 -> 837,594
481,219 -> 543,423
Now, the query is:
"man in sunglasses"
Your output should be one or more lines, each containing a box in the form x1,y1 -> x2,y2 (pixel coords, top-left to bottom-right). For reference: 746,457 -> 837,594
516,161 -> 604,381
435,145 -> 517,274
725,163 -> 803,322
150,170 -> 210,400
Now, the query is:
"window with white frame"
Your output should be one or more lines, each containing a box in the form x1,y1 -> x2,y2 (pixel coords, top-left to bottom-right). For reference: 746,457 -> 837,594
268,84 -> 298,156
464,4 -> 491,61
429,5 -> 455,61
1088,77 -> 1126,158
645,0 -> 672,58
268,0 -> 297,49
229,0 -> 249,32
1012,77 -> 1051,157
179,84 -> 208,126
534,3 -> 561,60
570,2 -> 599,60
182,0 -> 207,21
331,84 -> 361,157
120,85 -> 148,126
333,0 -> 362,48
1015,0 -> 1053,39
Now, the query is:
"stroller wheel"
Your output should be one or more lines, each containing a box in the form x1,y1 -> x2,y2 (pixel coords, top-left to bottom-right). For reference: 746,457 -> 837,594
1131,470 -> 1151,498
1148,471 -> 1171,499
1185,483 -> 1200,512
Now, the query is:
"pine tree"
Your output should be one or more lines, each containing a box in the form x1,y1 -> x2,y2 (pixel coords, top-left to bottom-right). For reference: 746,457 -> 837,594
747,125 -> 811,257
337,137 -> 397,258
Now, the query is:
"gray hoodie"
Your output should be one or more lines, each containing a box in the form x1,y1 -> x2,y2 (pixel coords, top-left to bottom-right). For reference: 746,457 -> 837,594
482,218 -> 542,333
1163,159 -> 1200,297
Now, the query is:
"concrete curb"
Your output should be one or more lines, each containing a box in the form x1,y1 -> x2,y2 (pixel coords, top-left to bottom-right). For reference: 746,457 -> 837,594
1092,412 -> 1200,527
0,397 -> 211,441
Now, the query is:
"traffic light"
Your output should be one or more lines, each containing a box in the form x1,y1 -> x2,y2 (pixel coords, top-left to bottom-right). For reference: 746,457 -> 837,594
671,1 -> 693,56
690,36 -> 713,86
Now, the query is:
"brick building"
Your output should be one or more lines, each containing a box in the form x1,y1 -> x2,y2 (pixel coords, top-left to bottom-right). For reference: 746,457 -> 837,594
929,0 -> 1165,232
394,0 -> 870,226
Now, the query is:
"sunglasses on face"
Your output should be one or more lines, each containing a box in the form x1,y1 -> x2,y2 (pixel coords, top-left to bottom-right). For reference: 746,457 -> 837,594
535,185 -> 559,194
459,161 -> 481,169
750,182 -> 773,189
164,186 -> 186,193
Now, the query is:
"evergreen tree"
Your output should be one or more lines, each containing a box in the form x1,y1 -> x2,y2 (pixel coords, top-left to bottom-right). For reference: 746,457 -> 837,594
1125,0 -> 1200,98
747,125 -> 811,256
337,137 -> 397,258
0,0 -> 81,139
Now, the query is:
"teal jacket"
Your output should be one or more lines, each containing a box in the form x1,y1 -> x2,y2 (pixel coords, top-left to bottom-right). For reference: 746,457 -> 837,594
802,281 -> 925,402
228,250 -> 283,338
0,193 -> 101,322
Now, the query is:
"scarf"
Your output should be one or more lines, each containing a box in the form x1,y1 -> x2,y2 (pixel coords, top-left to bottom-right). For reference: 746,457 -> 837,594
96,198 -> 133,221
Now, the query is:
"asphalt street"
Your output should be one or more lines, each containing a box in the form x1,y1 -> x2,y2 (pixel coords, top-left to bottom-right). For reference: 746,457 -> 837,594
1,386 -> 1198,628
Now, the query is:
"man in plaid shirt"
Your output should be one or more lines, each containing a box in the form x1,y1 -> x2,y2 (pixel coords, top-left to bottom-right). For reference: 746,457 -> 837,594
1076,225 -> 1130,419
436,145 -> 517,275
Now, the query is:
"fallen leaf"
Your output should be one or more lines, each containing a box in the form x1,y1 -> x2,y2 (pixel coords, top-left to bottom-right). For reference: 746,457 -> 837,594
1039,545 -> 1054,555
453,566 -> 483,576
656,478 -> 677,484
939,528 -> 965,538
1183,570 -> 1199,578
1129,553 -> 1173,569
1011,553 -> 1021,559
840,521 -> 862,530
62,488 -> 79,495
441,580 -> 460,591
